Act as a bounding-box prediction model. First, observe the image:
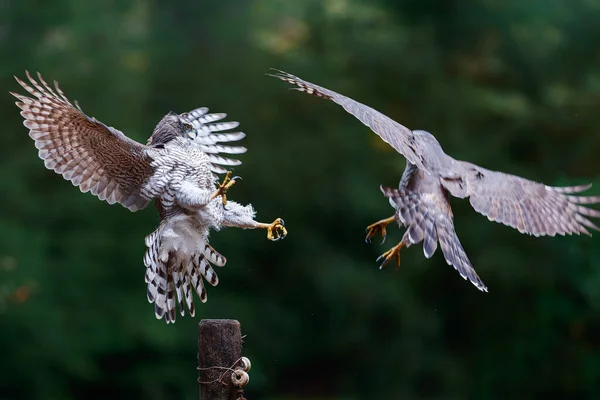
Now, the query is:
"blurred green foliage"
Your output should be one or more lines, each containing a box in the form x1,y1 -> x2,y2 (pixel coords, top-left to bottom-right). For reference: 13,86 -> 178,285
1,0 -> 600,399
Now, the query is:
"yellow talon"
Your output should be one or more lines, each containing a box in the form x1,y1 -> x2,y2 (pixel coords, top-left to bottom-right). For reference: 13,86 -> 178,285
376,241 -> 405,270
211,171 -> 238,205
365,216 -> 395,244
266,218 -> 287,241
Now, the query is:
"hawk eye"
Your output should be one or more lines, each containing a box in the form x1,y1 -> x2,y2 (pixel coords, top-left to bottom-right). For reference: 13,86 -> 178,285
185,123 -> 193,132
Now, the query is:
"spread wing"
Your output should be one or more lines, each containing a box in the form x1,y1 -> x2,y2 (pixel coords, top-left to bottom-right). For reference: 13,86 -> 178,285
443,161 -> 600,236
269,70 -> 428,172
11,71 -> 154,211
180,107 -> 247,175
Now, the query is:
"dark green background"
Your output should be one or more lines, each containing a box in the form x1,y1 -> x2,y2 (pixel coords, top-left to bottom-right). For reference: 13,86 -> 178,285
1,0 -> 600,399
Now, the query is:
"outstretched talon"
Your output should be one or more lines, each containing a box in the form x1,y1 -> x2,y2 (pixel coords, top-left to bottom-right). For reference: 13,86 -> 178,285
211,171 -> 240,206
260,218 -> 287,241
365,216 -> 396,244
376,241 -> 405,270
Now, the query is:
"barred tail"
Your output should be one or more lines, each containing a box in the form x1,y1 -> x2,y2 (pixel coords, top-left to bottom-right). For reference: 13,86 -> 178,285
381,186 -> 439,258
435,217 -> 488,292
381,186 -> 488,292
143,226 -> 227,323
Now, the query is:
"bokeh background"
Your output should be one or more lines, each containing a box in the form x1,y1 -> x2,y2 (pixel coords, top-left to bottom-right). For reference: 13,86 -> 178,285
2,0 -> 600,399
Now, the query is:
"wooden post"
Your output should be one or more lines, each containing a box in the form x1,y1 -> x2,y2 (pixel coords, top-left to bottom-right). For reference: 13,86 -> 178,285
198,319 -> 243,400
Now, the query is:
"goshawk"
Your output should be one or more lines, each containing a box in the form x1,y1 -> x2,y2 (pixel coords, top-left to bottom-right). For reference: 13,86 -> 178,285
11,71 -> 287,322
271,70 -> 600,292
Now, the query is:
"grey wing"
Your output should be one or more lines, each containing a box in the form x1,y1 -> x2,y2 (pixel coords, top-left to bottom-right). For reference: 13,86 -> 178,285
11,71 -> 154,211
442,161 -> 600,236
269,70 -> 428,172
180,107 -> 247,175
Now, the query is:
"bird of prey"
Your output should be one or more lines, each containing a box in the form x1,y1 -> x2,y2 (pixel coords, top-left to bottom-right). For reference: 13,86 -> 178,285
270,70 -> 600,292
11,71 -> 287,323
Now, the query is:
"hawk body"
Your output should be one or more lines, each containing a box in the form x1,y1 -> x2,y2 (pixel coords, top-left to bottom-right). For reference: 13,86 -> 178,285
12,71 -> 286,323
272,70 -> 600,292
142,135 -> 261,322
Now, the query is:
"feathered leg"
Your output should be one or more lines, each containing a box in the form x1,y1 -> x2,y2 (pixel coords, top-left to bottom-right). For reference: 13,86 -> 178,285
175,171 -> 238,210
221,201 -> 287,241
210,170 -> 238,205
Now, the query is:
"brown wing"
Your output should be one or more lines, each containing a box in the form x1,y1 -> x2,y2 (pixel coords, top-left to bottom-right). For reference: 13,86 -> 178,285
269,70 -> 428,172
11,71 -> 154,211
443,162 -> 600,236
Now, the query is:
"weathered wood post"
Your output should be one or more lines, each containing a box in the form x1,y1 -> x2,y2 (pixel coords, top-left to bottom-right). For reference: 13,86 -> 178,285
198,319 -> 243,400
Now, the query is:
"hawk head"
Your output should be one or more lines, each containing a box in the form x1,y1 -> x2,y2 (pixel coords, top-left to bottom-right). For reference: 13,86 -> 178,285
412,129 -> 445,159
412,130 -> 439,145
147,112 -> 194,148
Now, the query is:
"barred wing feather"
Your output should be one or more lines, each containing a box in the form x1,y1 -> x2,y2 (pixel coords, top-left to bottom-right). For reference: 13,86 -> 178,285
180,107 -> 247,175
448,162 -> 600,237
269,70 -> 428,173
11,71 -> 154,211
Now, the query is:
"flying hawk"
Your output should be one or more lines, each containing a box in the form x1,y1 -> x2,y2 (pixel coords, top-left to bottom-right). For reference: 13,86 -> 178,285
271,70 -> 600,292
11,71 -> 287,322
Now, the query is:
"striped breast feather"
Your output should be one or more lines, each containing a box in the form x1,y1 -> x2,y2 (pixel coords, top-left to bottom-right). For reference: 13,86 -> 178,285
179,107 -> 247,174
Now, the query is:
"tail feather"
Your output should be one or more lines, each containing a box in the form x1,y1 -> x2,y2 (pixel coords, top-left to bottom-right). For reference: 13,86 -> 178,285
143,230 -> 160,283
382,186 -> 437,256
380,185 -> 488,292
153,262 -> 169,320
173,268 -> 185,316
422,216 -> 438,259
143,225 -> 226,323
165,273 -> 177,323
187,257 -> 207,303
399,202 -> 421,225
198,256 -> 219,286
182,267 -> 196,317
436,219 -> 488,292
202,243 -> 226,267
406,210 -> 429,244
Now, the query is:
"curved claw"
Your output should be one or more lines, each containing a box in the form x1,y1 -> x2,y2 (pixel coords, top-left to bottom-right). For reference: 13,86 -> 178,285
376,242 -> 404,270
267,218 -> 287,241
365,224 -> 387,244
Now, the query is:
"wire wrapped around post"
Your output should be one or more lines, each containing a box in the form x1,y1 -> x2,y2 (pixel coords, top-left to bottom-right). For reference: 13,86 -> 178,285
198,319 -> 244,400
